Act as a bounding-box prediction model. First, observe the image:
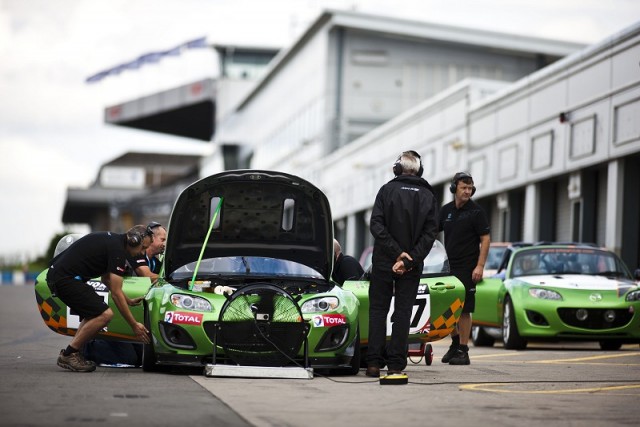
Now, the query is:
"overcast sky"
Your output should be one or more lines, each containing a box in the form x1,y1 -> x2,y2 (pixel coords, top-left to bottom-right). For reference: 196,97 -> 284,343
1,0 -> 639,262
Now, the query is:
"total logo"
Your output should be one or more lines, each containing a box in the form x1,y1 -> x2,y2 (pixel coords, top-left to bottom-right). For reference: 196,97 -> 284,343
312,314 -> 346,327
164,311 -> 203,325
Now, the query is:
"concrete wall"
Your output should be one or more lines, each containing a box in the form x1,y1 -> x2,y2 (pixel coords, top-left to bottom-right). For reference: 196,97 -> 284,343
307,22 -> 640,265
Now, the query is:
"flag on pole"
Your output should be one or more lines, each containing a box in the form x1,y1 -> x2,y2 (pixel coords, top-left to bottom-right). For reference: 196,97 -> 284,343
85,36 -> 208,84
184,37 -> 208,49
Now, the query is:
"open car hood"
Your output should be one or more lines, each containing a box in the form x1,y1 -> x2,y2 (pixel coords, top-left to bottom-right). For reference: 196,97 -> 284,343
163,170 -> 334,280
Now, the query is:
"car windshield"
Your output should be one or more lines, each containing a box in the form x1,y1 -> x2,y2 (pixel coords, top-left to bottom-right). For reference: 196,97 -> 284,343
486,245 -> 507,270
171,256 -> 323,280
511,247 -> 633,279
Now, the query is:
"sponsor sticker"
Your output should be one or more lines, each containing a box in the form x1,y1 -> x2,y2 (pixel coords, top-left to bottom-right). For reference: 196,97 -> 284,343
312,314 -> 346,327
164,311 -> 203,325
86,280 -> 108,292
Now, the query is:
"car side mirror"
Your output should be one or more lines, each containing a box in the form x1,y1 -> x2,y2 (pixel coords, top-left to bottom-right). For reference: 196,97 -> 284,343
635,268 -> 640,281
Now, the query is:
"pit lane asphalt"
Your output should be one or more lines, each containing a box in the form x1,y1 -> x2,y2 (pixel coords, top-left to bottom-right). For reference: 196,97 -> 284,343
3,284 -> 639,427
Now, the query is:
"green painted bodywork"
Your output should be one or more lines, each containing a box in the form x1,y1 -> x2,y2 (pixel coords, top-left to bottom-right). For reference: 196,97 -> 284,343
35,269 -> 466,367
344,274 -> 466,346
473,245 -> 640,345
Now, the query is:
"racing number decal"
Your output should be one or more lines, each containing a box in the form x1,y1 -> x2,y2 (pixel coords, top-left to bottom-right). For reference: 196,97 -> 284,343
410,298 -> 427,328
385,294 -> 431,335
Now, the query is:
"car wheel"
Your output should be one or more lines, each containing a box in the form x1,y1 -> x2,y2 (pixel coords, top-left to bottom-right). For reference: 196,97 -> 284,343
141,309 -> 160,372
502,297 -> 527,350
599,340 -> 622,351
471,326 -> 495,347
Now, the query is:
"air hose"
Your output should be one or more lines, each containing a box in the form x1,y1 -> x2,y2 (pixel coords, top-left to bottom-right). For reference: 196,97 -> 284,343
189,197 -> 224,291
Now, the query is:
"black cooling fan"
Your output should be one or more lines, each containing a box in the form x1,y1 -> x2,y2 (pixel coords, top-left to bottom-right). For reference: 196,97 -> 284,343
217,283 -> 309,366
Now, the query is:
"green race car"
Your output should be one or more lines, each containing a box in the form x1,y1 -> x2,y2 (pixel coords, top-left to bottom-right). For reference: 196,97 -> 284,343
472,243 -> 640,350
35,170 -> 465,374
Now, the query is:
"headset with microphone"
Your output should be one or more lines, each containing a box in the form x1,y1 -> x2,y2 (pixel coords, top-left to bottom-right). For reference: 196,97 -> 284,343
449,172 -> 476,196
127,231 -> 144,247
126,225 -> 154,247
393,150 -> 424,177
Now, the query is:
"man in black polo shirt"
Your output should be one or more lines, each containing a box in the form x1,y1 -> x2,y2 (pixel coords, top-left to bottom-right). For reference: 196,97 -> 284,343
46,225 -> 152,372
84,222 -> 167,367
439,172 -> 490,365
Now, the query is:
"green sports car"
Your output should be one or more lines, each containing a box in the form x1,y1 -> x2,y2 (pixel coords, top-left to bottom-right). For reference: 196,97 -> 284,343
35,170 -> 465,374
472,243 -> 640,350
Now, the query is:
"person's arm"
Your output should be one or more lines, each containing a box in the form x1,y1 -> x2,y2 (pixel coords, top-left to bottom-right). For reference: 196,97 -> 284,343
134,264 -> 159,283
369,188 -> 402,259
472,234 -> 491,283
405,194 -> 438,271
104,273 -> 150,343
392,252 -> 413,275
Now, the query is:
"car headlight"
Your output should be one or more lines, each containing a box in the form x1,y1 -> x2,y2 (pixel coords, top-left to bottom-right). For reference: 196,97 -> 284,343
170,294 -> 212,312
529,288 -> 562,300
626,290 -> 640,301
301,297 -> 339,313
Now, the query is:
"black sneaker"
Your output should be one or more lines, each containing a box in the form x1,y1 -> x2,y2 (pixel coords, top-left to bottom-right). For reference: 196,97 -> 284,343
448,348 -> 470,365
441,344 -> 459,363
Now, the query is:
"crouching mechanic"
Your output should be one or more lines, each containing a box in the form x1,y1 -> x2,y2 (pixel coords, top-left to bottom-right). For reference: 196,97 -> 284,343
83,221 -> 167,367
46,225 -> 152,372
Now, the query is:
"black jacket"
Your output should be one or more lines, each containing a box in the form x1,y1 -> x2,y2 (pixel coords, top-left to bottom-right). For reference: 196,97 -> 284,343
332,253 -> 364,285
370,174 -> 438,276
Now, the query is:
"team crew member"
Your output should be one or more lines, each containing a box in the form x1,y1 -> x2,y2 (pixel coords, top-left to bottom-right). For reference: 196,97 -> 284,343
332,239 -> 364,285
128,221 -> 167,282
84,222 -> 167,367
366,151 -> 438,378
46,225 -> 152,372
439,172 -> 490,365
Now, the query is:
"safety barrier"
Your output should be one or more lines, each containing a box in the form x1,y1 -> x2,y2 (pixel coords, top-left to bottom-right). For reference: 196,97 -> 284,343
0,270 -> 39,285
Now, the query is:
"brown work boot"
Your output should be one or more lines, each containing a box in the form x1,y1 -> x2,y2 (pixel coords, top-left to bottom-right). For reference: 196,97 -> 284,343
57,349 -> 96,372
365,365 -> 380,377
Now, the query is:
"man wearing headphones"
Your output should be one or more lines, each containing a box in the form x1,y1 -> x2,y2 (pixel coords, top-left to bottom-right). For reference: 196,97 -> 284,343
46,225 -> 152,372
439,172 -> 490,365
83,222 -> 167,367
128,221 -> 167,282
366,151 -> 439,378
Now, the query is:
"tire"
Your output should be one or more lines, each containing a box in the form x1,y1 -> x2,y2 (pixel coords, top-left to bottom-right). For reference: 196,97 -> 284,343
502,297 -> 527,350
471,326 -> 495,347
345,328 -> 361,375
424,343 -> 433,366
599,340 -> 622,351
141,308 -> 160,372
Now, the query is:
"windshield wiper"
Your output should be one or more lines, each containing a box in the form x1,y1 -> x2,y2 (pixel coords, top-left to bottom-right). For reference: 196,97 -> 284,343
241,256 -> 251,273
592,271 -> 624,278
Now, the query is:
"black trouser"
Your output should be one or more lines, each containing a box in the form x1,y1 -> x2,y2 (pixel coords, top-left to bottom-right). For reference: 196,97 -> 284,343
367,267 -> 420,371
451,267 -> 476,313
